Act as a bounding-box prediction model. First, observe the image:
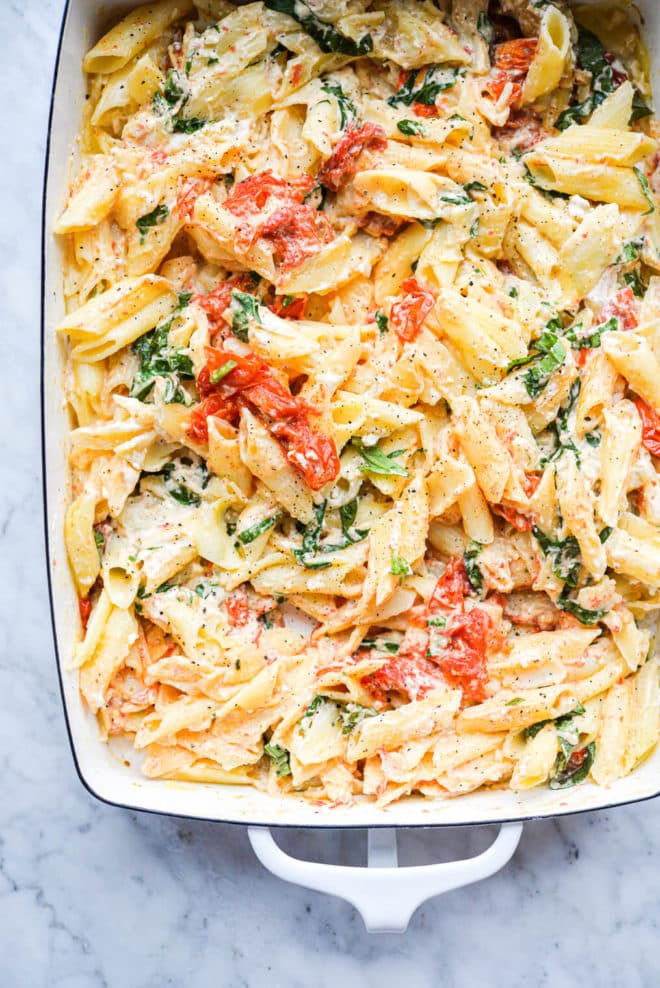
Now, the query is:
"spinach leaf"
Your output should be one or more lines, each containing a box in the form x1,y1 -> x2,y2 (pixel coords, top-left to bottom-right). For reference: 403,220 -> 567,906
576,26 -> 612,82
264,742 -> 291,777
166,483 -> 200,506
556,594 -> 607,625
524,702 -> 585,740
164,69 -> 185,105
321,80 -> 357,129
532,527 -> 581,587
339,498 -> 369,544
540,379 -> 582,467
353,438 -> 408,477
397,119 -> 426,137
264,0 -> 372,55
631,89 -> 653,123
361,638 -> 400,654
550,741 -> 595,789
293,501 -> 332,569
634,165 -> 655,215
230,290 -> 261,342
136,203 -> 169,244
624,269 -> 646,299
173,116 -> 207,133
210,359 -> 237,384
463,540 -> 484,593
299,694 -> 375,736
388,65 -> 458,108
130,305 -> 194,404
507,326 -> 567,398
236,513 -> 281,546
477,11 -> 493,45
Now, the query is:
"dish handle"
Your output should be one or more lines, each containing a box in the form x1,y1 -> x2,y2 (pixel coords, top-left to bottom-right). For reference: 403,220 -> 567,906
248,822 -> 522,933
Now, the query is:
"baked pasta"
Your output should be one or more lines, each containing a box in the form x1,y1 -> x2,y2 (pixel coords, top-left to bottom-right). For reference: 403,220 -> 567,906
56,0 -> 660,806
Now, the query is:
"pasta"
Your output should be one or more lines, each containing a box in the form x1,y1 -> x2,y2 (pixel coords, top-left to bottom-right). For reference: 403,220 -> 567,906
55,0 -> 660,808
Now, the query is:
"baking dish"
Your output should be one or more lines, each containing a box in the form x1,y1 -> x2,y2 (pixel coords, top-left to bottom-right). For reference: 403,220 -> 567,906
43,0 -> 660,931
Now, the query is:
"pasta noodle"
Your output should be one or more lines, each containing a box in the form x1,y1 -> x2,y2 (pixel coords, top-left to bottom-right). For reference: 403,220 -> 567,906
55,0 -> 660,807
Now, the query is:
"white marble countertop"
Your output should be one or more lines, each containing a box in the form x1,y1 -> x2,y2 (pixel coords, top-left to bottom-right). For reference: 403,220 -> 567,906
3,1 -> 660,984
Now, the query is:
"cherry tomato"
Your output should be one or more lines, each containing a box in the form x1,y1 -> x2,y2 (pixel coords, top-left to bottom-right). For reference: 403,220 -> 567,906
492,503 -> 534,531
224,170 -> 316,218
271,415 -> 341,491
635,397 -> 660,456
78,596 -> 92,629
435,609 -> 491,702
176,177 -> 214,218
493,37 -> 538,73
269,294 -> 308,319
244,204 -> 334,272
389,277 -> 436,342
428,558 -> 473,613
225,589 -> 249,628
192,274 -> 254,333
599,286 -> 639,332
318,122 -> 387,192
363,655 -> 447,701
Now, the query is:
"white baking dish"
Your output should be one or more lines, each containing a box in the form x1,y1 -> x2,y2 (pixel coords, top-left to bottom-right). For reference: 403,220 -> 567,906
43,0 -> 660,931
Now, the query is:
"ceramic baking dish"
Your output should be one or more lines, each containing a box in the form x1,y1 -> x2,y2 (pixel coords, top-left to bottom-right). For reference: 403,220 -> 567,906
43,0 -> 660,931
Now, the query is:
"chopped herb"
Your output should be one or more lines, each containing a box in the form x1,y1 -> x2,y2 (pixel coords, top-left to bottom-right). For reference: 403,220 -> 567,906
390,550 -> 412,577
631,89 -> 653,123
236,513 -> 281,546
167,484 -> 200,506
264,0 -> 372,55
264,742 -> 291,777
136,203 -> 169,244
440,191 -> 472,206
230,290 -> 261,342
397,119 -> 426,137
388,65 -> 458,108
469,217 -> 479,238
375,310 -> 389,335
599,526 -> 613,543
509,286 -> 519,298
463,540 -> 484,593
353,438 -> 408,477
520,334 -> 566,399
194,583 -> 215,599
532,527 -> 581,588
464,180 -> 487,194
621,239 -> 642,263
634,165 -> 655,215
505,697 -> 524,707
293,500 -> 331,569
155,581 -> 175,593
321,80 -> 357,129
210,359 -> 237,384
427,615 -> 447,629
585,429 -> 601,447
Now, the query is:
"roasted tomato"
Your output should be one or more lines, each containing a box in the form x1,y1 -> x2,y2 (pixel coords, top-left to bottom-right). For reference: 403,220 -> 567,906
492,503 -> 534,531
269,294 -> 308,319
435,609 -> 492,702
389,277 -> 436,342
363,655 -> 447,701
634,397 -> 660,457
493,37 -> 538,73
224,170 -> 316,218
189,347 -> 339,489
318,122 -> 387,192
599,286 -> 639,331
427,557 -> 473,613
412,101 -> 440,118
244,204 -> 334,272
176,176 -> 214,218
192,274 -> 254,334
271,415 -> 341,491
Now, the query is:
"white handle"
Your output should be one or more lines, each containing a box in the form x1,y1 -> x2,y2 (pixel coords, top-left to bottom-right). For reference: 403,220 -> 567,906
248,822 -> 522,933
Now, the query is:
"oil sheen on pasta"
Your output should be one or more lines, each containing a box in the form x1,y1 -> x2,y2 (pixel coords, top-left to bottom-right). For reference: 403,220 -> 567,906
56,0 -> 660,807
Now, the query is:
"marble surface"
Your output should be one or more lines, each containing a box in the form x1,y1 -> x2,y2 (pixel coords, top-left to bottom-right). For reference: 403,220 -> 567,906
3,1 -> 660,985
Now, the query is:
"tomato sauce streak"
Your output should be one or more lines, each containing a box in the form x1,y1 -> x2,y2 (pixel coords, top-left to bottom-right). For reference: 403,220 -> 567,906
389,277 -> 436,342
318,122 -> 388,192
634,397 -> 660,457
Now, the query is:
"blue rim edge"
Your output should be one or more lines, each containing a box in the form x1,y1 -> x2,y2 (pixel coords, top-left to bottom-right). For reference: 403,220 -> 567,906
41,0 -> 660,833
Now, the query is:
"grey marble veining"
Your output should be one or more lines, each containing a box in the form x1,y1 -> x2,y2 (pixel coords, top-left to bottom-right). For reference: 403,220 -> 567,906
2,1 -> 660,985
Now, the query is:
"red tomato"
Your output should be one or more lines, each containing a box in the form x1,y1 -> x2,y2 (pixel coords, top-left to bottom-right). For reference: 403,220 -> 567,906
290,63 -> 303,87
225,588 -> 250,628
271,415 -> 341,491
412,102 -> 440,118
492,503 -> 534,531
78,596 -> 92,629
243,204 -> 334,272
522,472 -> 542,497
176,177 -> 214,218
318,122 -> 387,192
428,557 -> 473,613
484,71 -> 524,109
634,397 -> 660,456
269,294 -> 308,319
493,37 -> 538,73
192,275 -> 254,333
188,393 -> 236,442
389,277 -> 436,342
599,286 -> 639,332
434,609 -> 491,702
363,655 -> 447,701
224,170 -> 316,218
